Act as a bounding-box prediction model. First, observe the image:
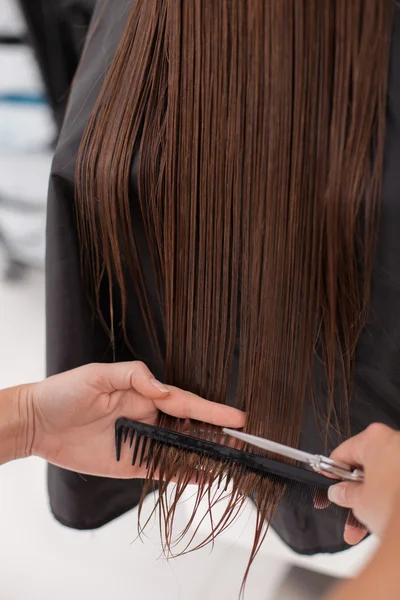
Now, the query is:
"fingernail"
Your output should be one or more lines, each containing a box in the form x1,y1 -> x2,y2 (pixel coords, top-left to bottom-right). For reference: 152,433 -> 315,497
150,378 -> 169,393
328,484 -> 344,504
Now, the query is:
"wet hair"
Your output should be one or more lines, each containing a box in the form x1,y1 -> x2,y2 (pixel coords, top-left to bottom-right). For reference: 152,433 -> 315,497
75,0 -> 393,587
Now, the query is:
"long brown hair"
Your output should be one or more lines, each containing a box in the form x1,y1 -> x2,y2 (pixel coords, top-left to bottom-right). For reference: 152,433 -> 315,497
76,0 -> 393,583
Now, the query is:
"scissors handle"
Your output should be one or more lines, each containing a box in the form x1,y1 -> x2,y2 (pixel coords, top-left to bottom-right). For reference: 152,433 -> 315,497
313,456 -> 364,483
222,428 -> 365,483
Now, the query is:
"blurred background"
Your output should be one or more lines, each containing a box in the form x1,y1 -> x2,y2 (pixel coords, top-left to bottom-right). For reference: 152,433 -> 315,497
0,2 -> 377,598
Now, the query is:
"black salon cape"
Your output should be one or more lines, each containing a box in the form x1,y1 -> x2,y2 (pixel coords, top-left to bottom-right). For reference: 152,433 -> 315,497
46,0 -> 400,554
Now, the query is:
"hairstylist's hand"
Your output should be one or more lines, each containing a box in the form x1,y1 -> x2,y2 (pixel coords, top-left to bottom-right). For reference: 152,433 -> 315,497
25,362 -> 245,478
327,424 -> 400,545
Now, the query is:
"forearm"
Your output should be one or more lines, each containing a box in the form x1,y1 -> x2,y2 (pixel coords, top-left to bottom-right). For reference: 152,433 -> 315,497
0,384 -> 34,465
326,507 -> 400,600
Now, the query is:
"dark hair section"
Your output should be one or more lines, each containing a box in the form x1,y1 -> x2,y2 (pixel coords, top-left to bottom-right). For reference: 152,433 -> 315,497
75,0 -> 393,587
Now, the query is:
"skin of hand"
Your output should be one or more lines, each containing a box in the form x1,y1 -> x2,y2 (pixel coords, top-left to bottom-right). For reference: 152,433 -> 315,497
324,424 -> 400,600
324,504 -> 400,600
327,423 -> 400,544
3,361 -> 245,478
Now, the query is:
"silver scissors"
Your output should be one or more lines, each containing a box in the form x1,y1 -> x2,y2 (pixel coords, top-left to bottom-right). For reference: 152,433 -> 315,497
222,428 -> 364,483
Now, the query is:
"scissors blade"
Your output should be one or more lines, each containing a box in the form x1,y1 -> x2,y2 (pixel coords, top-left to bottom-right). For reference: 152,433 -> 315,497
222,428 -> 316,465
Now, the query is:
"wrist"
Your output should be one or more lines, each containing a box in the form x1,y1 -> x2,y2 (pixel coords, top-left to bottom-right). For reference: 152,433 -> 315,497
0,383 -> 36,464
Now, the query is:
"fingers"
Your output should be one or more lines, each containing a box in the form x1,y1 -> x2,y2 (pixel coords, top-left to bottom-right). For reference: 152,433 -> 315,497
344,512 -> 368,545
86,361 -> 170,398
326,483 -> 368,545
327,482 -> 362,508
344,523 -> 368,545
87,361 -> 246,427
329,432 -> 367,469
329,423 -> 393,467
154,385 -> 246,428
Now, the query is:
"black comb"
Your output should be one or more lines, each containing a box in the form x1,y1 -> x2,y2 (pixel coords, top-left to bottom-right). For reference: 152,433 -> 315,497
115,417 -> 334,488
114,418 -> 364,530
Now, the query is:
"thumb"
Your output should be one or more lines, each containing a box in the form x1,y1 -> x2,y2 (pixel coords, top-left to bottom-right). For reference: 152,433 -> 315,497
86,361 -> 170,399
327,482 -> 362,509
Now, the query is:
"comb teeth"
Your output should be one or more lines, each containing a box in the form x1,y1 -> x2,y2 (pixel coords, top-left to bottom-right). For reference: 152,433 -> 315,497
123,427 -> 129,443
129,427 -> 134,448
146,439 -> 155,469
115,418 -> 365,531
115,425 -> 122,462
115,418 -> 332,488
132,432 -> 142,466
139,435 -> 148,467
217,466 -> 226,489
224,471 -> 232,492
